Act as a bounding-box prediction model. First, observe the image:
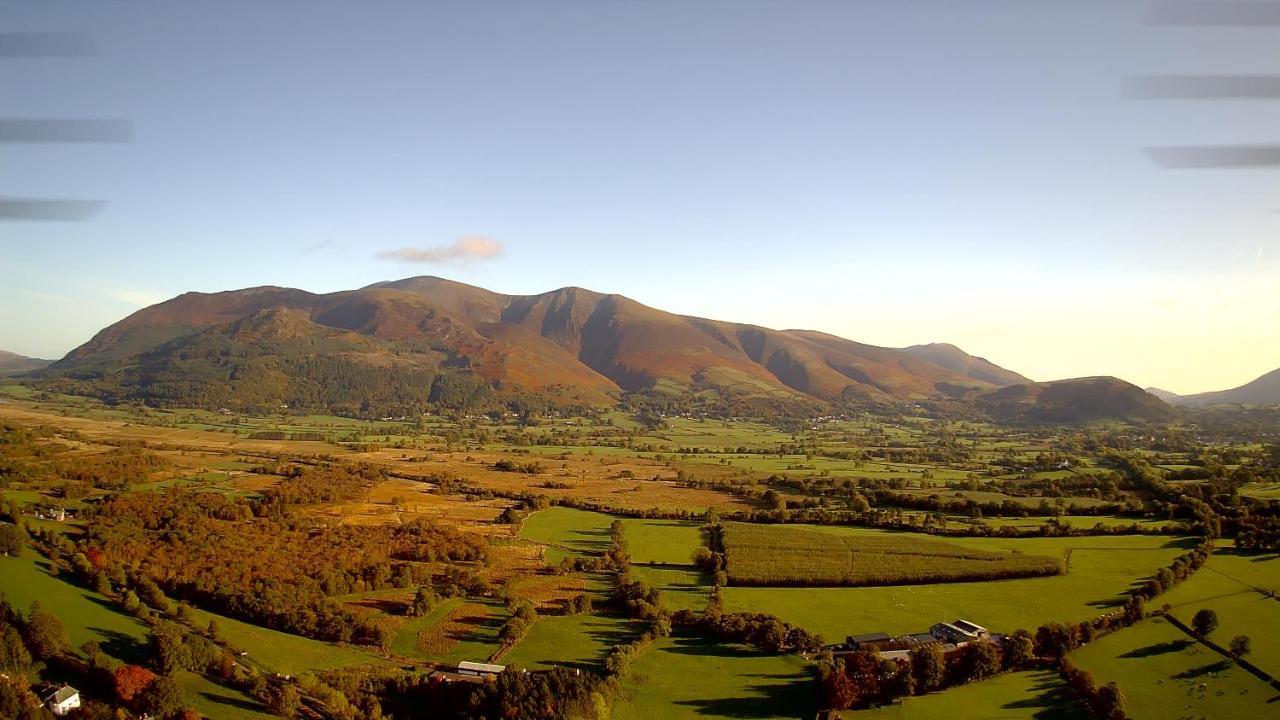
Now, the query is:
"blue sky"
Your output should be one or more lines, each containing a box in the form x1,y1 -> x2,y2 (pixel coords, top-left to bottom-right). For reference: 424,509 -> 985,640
2,1 -> 1277,394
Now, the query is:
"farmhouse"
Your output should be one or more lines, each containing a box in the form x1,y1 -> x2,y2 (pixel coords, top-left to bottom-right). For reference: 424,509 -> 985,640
44,685 -> 80,716
828,619 -> 994,659
456,661 -> 506,678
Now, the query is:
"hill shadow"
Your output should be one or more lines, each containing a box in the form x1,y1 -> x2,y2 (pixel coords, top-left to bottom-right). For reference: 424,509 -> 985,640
1000,674 -> 1089,719
672,675 -> 816,719
199,688 -> 269,713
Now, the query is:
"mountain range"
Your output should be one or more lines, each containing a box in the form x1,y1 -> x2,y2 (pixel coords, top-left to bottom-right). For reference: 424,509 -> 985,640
1147,367 -> 1280,407
0,350 -> 52,376
33,276 -> 1174,422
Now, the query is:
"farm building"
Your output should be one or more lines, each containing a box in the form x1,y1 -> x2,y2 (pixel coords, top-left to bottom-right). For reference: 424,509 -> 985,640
44,685 -> 80,716
931,620 -> 987,644
456,661 -> 506,678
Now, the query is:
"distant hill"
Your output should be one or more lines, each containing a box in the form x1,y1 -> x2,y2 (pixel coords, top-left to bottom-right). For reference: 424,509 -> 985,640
1144,387 -> 1182,402
978,377 -> 1176,423
38,275 -> 1155,422
0,350 -> 52,376
903,343 -> 1031,387
1172,368 -> 1280,406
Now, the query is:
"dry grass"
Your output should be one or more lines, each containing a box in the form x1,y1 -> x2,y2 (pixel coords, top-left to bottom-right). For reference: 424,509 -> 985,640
417,603 -> 490,656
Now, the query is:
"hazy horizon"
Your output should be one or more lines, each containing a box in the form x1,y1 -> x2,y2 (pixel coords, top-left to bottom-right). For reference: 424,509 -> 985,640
3,1 -> 1277,395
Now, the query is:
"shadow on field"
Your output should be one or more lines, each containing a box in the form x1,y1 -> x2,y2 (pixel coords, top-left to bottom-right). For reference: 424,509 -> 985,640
199,688 -> 268,713
1172,660 -> 1231,679
86,625 -> 148,663
1119,639 -> 1193,658
1000,672 -> 1086,719
672,674 -> 815,719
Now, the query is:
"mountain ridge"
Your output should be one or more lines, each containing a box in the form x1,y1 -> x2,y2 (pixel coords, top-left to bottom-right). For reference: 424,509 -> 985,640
38,276 -> 1170,421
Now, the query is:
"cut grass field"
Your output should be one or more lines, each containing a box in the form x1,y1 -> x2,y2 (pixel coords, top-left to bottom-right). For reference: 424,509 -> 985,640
0,548 -> 149,663
724,532 -> 1193,639
849,669 -> 1085,719
622,518 -> 703,565
1158,546 -> 1280,678
722,523 -> 1062,587
611,632 -> 817,720
519,507 -> 614,564
1070,616 -> 1279,720
501,611 -> 643,671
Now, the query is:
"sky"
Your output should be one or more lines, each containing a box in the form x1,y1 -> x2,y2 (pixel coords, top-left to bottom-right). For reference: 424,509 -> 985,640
2,1 -> 1277,395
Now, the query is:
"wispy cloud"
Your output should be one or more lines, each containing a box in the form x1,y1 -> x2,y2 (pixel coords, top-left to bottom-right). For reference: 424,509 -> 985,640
300,239 -> 333,256
103,288 -> 168,307
375,236 -> 503,265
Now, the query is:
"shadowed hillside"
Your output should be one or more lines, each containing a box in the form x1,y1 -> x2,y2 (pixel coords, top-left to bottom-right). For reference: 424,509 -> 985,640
0,350 -> 52,376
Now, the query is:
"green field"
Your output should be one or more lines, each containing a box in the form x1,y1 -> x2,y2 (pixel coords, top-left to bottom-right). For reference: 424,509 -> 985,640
177,671 -> 274,720
724,533 -> 1192,639
851,669 -> 1086,719
186,605 -> 379,675
623,518 -> 704,565
1070,616 -> 1279,720
1240,482 -> 1280,500
502,611 -> 643,671
722,523 -> 1062,587
611,632 -> 817,720
0,548 -> 149,663
630,566 -> 712,611
519,507 -> 615,564
1159,547 -> 1280,678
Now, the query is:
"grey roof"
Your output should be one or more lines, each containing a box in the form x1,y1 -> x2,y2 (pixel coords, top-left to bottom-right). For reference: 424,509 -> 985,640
47,686 -> 79,703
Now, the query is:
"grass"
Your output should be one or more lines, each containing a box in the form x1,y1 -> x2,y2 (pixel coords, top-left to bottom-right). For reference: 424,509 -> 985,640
186,605 -> 380,675
611,632 -> 817,720
1070,616 -> 1279,720
501,611 -> 643,671
177,671 -> 275,720
519,507 -> 615,564
850,669 -> 1086,719
1158,546 -> 1280,678
630,566 -> 712,611
0,548 -> 149,663
722,523 -> 1062,587
622,518 -> 704,565
723,532 -> 1193,639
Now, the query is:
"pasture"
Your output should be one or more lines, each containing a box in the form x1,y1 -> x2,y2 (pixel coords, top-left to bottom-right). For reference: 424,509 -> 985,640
723,533 -> 1193,639
722,523 -> 1062,587
0,548 -> 149,663
851,669 -> 1085,719
1158,546 -> 1280,678
1069,616 -> 1279,720
177,671 -> 274,720
185,605 -> 379,675
622,517 -> 704,565
611,632 -> 817,720
501,611 -> 643,671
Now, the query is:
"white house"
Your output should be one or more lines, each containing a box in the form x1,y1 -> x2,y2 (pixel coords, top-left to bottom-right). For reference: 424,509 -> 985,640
456,661 -> 506,678
45,685 -> 80,716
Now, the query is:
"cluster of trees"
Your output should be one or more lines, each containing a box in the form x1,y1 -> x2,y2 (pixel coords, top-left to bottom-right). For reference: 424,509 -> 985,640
817,637 -> 1025,711
69,488 -> 488,644
257,462 -> 382,508
0,598 -> 197,720
673,609 -> 822,654
1060,658 -> 1128,720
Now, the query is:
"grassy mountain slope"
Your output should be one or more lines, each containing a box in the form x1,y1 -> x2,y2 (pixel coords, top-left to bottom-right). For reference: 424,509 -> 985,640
978,377 -> 1176,423
0,350 -> 52,375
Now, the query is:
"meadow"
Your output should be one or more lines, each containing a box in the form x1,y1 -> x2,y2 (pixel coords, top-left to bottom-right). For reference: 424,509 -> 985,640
611,632 -> 817,720
1069,616 -> 1279,720
850,669 -> 1085,719
1158,546 -> 1280,678
724,533 -> 1193,639
722,522 -> 1062,587
0,548 -> 150,663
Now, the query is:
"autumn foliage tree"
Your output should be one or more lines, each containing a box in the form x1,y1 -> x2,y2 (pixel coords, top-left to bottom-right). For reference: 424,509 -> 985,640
114,664 -> 158,703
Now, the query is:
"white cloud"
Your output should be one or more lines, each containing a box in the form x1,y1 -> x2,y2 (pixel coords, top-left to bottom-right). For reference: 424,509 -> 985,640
103,288 -> 168,307
375,236 -> 503,265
